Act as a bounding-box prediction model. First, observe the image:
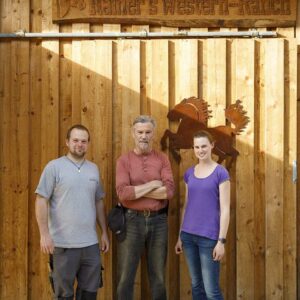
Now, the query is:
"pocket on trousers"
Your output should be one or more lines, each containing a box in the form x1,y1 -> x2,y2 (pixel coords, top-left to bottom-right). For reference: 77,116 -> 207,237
125,212 -> 137,221
158,213 -> 167,221
180,231 -> 191,242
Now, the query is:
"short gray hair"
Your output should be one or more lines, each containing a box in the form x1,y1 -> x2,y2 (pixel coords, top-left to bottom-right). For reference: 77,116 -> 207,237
132,115 -> 156,128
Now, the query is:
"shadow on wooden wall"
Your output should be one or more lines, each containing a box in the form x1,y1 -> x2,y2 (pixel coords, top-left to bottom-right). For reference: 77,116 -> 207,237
0,37 -> 297,300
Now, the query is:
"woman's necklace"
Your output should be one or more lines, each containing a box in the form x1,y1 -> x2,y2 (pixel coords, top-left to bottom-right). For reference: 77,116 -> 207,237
65,156 -> 85,173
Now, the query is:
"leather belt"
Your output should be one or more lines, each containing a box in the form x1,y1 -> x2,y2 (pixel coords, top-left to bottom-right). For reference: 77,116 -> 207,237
125,206 -> 168,218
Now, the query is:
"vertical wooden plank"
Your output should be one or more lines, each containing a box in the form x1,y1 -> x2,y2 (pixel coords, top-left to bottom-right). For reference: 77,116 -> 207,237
79,29 -> 114,300
121,24 -> 133,32
204,39 -> 228,297
103,24 -> 121,300
190,28 -> 208,32
297,7 -> 300,296
298,70 -> 300,300
117,40 -> 141,153
137,25 -> 151,300
205,39 -> 227,125
132,25 -> 149,33
41,0 -> 60,161
134,25 -> 149,117
104,24 -> 121,164
167,37 -> 181,300
0,0 -> 5,293
143,39 -> 171,299
10,38 -> 30,299
132,25 -> 151,299
93,40 -> 113,300
264,39 -> 284,300
157,32 -> 180,300
59,24 -> 73,154
296,8 -> 300,298
225,38 -> 237,300
80,24 -> 94,157
28,0 -> 44,298
117,39 -> 141,300
0,0 -> 12,299
0,0 -> 30,298
71,23 -> 89,124
173,39 -> 198,300
39,1 -> 60,298
161,32 -> 181,294
231,39 -> 255,299
283,38 -> 297,300
145,40 -> 169,177
254,39 -> 266,300
277,28 -> 295,38
90,24 -> 103,33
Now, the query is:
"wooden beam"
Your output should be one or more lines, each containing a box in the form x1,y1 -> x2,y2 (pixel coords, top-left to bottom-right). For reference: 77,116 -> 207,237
233,39 -> 255,299
264,39 -> 284,300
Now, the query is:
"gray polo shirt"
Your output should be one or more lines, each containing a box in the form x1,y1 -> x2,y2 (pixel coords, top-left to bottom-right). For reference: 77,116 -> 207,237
35,156 -> 105,248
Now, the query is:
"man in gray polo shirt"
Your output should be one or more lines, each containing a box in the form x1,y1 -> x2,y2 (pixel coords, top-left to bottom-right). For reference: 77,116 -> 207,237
35,124 -> 109,300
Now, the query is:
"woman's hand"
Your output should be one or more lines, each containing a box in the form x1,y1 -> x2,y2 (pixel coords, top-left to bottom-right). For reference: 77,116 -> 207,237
213,241 -> 225,261
175,237 -> 183,254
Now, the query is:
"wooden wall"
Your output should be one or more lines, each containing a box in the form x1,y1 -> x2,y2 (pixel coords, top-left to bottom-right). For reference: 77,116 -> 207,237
0,1 -> 298,300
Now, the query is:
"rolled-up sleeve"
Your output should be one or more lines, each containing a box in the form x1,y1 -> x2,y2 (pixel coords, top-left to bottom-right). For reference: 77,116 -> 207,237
116,156 -> 136,202
160,154 -> 175,200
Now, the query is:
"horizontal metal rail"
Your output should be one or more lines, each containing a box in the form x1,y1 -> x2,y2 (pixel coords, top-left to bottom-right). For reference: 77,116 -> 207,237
0,30 -> 277,39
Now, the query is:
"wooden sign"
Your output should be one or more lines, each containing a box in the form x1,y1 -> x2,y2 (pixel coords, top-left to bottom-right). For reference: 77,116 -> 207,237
53,0 -> 296,27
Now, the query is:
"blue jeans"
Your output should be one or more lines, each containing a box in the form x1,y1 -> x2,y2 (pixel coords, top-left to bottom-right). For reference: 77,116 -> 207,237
117,211 -> 168,300
180,231 -> 223,300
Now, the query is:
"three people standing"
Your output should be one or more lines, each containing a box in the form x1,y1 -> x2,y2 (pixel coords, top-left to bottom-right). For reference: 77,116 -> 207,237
35,121 -> 229,300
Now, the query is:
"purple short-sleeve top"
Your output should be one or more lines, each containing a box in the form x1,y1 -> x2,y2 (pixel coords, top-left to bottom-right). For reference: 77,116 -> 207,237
181,164 -> 230,240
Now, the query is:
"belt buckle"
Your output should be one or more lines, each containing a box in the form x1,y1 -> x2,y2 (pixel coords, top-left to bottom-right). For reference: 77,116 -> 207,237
143,209 -> 151,217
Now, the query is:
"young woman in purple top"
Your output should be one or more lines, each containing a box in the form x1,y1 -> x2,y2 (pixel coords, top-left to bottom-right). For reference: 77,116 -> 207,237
175,130 -> 230,300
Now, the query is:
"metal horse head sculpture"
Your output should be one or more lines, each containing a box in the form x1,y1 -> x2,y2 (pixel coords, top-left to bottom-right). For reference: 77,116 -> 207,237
160,97 -> 249,170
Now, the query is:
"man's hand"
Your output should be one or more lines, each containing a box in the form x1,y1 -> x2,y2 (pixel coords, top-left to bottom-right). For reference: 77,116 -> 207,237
36,195 -> 54,254
145,186 -> 167,200
213,242 -> 225,261
40,233 -> 54,254
100,232 -> 110,253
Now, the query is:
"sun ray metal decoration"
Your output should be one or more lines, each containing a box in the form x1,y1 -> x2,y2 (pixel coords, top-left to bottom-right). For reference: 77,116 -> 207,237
160,97 -> 250,170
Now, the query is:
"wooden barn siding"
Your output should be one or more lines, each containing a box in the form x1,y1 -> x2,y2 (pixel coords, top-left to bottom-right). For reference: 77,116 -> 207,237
0,2 -> 298,300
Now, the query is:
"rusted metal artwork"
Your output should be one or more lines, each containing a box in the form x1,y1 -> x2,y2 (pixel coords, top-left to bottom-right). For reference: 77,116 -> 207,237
160,97 -> 249,169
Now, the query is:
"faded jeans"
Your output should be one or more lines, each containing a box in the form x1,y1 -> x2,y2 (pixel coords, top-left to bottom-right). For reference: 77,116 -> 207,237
180,231 -> 223,300
117,211 -> 168,300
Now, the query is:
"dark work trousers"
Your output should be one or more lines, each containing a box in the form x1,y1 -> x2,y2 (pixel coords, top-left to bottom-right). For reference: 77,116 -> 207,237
52,243 -> 101,300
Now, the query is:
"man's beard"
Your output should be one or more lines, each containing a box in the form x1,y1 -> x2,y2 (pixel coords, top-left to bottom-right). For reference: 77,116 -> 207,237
138,141 -> 150,152
69,149 -> 86,159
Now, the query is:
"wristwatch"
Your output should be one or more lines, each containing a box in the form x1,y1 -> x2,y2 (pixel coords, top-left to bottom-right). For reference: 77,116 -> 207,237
218,238 -> 226,244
